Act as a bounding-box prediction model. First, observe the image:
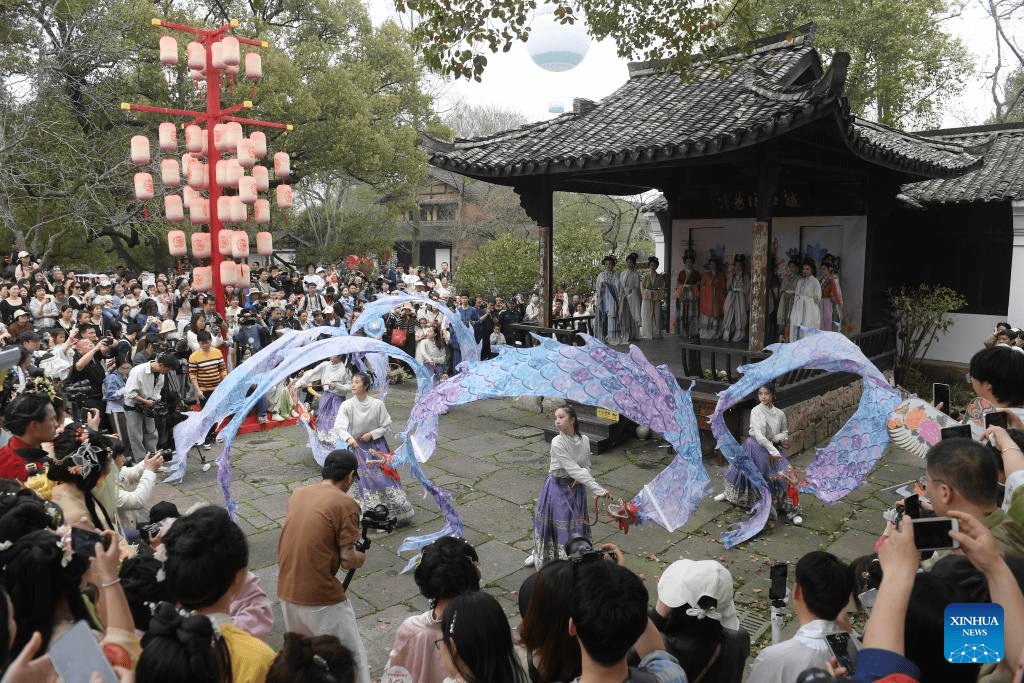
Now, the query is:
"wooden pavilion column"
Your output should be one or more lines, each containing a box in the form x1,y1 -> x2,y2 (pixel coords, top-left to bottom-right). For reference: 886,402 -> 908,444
749,155 -> 780,351
516,179 -> 555,328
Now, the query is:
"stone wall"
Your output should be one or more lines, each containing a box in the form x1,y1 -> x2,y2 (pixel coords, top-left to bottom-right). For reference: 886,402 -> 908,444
780,379 -> 864,453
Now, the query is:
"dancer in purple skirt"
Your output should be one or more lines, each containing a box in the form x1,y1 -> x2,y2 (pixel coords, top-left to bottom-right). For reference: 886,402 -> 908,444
526,406 -> 613,568
715,384 -> 803,525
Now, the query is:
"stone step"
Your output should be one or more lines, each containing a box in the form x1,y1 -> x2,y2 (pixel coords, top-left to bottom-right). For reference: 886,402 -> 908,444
541,427 -> 618,454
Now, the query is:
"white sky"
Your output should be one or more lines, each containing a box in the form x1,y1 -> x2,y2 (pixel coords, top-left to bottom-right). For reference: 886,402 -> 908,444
369,0 -> 1008,131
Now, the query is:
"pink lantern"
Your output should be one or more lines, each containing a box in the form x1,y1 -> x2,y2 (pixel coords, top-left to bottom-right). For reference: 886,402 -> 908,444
190,198 -> 210,225
193,266 -> 212,292
182,185 -> 196,211
222,37 -> 240,67
276,184 -> 292,209
237,139 -> 256,168
187,161 -> 208,189
225,122 -> 243,151
230,197 -> 247,223
252,165 -> 269,192
158,122 -> 177,152
239,263 -> 251,285
256,231 -> 273,255
181,152 -> 197,170
217,196 -> 233,224
213,123 -> 229,152
223,159 -> 243,188
168,229 -> 187,255
130,135 -> 150,165
226,62 -> 239,77
165,196 -> 184,224
231,231 -> 249,258
186,41 -> 205,70
191,232 -> 211,258
211,42 -> 226,70
253,199 -> 271,225
189,68 -> 205,82
134,172 -> 154,201
159,36 -> 178,66
160,158 -> 180,187
274,151 -> 290,178
238,176 -> 257,204
250,132 -> 267,158
244,52 -> 262,81
220,260 -> 238,287
185,125 -> 204,154
218,229 -> 234,255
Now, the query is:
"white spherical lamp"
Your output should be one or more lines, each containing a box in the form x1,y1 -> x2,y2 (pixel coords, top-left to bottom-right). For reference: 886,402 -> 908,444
526,5 -> 590,73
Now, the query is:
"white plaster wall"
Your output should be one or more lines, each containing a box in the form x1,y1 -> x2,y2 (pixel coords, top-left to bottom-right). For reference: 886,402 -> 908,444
923,313 -> 1004,365
669,215 -> 866,334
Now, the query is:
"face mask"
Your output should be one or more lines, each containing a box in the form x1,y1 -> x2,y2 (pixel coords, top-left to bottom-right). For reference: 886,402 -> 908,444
531,297 -> 539,303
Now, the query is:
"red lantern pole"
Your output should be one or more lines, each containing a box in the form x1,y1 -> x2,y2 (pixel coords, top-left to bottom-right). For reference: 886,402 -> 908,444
122,17 -> 292,318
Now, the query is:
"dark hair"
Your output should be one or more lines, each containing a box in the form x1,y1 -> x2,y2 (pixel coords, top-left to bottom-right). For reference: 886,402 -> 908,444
968,346 -> 1024,406
570,561 -> 649,667
0,484 -> 56,543
442,591 -> 527,683
556,405 -> 579,437
322,449 -> 358,482
518,560 -> 581,683
196,329 -> 212,343
157,352 -> 179,369
414,537 -> 480,605
801,258 -> 817,276
351,371 -> 371,391
757,383 -> 776,398
0,586 -> 11,669
2,529 -> 96,654
162,506 -> 249,610
47,426 -> 114,530
848,554 -> 882,611
138,602 -> 231,683
905,573 -> 978,683
3,394 -> 52,437
267,633 -> 356,683
794,551 -> 851,621
926,438 -> 999,508
120,554 -> 172,631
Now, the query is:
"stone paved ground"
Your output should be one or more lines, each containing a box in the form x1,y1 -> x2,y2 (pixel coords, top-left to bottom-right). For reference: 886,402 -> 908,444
148,381 -> 924,679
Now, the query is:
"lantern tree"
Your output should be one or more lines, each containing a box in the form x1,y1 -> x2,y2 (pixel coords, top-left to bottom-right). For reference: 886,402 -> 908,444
123,17 -> 294,316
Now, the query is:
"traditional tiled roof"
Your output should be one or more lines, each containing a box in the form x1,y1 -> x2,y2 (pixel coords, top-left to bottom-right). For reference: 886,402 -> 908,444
900,123 -> 1024,204
425,25 -> 981,185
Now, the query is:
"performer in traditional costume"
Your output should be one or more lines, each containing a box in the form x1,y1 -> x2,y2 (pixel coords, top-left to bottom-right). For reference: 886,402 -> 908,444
595,255 -> 622,344
720,255 -> 750,343
640,256 -> 667,339
699,257 -> 726,340
819,256 -> 844,333
674,251 -> 700,339
788,258 -> 822,342
618,253 -> 643,342
526,405 -> 612,568
292,355 -> 353,430
776,259 -> 800,342
329,371 -> 414,525
715,384 -> 802,524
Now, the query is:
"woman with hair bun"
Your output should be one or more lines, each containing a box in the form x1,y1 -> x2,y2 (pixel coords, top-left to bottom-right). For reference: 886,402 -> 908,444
0,394 -> 56,481
162,505 -> 276,683
384,537 -> 480,683
267,633 -> 356,683
138,602 -> 230,683
439,591 -> 528,683
47,422 -> 116,531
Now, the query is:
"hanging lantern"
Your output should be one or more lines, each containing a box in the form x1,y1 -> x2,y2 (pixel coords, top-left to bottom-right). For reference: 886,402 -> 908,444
224,159 -> 243,188
252,165 -> 269,192
130,135 -> 150,165
193,266 -> 212,292
253,199 -> 271,225
239,263 -> 250,285
190,197 -> 210,225
160,158 -> 180,187
158,122 -> 177,152
244,52 -> 263,81
220,260 -> 238,287
185,125 -> 204,154
276,184 -> 292,209
231,231 -> 249,258
217,196 -> 234,224
186,41 -> 205,70
159,36 -> 178,66
213,123 -> 229,152
225,122 -> 243,151
211,41 -> 226,70
273,151 -> 290,178
182,185 -> 196,211
256,231 -> 273,255
189,68 -> 205,83
187,161 -> 208,189
191,231 -> 211,258
167,229 -> 187,255
237,139 -> 256,168
221,37 -> 240,67
231,196 -> 247,223
250,132 -> 267,158
218,229 -> 234,255
238,176 -> 257,204
165,196 -> 184,224
134,172 -> 154,201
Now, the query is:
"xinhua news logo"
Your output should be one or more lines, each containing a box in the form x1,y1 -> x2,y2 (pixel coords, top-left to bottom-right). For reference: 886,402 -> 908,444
944,603 -> 1004,664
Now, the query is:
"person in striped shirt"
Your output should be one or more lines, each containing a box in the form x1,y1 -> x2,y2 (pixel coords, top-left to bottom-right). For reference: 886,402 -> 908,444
188,329 -> 227,464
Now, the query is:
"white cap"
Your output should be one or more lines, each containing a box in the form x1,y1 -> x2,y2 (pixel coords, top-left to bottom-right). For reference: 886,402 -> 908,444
657,559 -> 739,630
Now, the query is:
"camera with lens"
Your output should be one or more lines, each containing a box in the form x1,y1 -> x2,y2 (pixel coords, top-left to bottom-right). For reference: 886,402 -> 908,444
356,504 -> 397,551
155,448 -> 175,462
63,379 -> 93,399
142,401 -> 170,418
564,536 -> 612,566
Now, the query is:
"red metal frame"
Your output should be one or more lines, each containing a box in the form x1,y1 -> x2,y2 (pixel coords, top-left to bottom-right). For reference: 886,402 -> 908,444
123,18 -> 290,317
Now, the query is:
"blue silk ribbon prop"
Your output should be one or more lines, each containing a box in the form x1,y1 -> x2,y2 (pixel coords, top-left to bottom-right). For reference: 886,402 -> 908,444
351,293 -> 479,365
709,328 -> 901,547
393,334 -> 707,532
